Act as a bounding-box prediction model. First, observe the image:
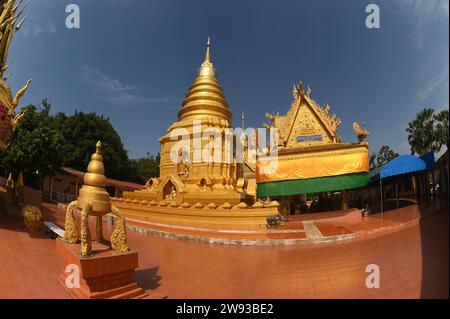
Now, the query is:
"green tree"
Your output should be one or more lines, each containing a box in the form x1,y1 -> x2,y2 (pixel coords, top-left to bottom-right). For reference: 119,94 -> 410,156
434,109 -> 449,152
2,99 -> 155,185
130,152 -> 160,184
406,108 -> 437,155
40,98 -> 52,115
53,111 -> 139,182
0,104 -> 65,187
376,145 -> 399,167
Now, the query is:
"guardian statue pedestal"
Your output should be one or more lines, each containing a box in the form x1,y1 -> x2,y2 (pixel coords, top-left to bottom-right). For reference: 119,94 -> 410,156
56,239 -> 146,299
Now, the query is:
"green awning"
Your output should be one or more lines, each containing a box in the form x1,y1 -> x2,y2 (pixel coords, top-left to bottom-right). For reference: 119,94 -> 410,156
256,172 -> 369,198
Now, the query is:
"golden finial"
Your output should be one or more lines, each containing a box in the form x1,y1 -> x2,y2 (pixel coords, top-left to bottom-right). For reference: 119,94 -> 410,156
197,37 -> 217,77
6,172 -> 13,187
96,140 -> 101,154
292,83 -> 299,99
307,85 -> 311,97
204,36 -> 211,62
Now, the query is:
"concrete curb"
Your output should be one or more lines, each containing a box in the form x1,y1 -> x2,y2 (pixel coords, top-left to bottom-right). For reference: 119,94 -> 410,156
125,223 -> 356,246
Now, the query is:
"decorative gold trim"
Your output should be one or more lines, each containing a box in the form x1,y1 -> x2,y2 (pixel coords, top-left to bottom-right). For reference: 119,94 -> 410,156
63,200 -> 78,244
80,201 -> 93,257
111,205 -> 129,253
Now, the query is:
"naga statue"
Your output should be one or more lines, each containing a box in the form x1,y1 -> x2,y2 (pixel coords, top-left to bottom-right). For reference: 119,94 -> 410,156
63,199 -> 129,257
63,201 -> 79,244
0,0 -> 32,151
353,122 -> 369,143
80,201 -> 93,257
111,205 -> 129,253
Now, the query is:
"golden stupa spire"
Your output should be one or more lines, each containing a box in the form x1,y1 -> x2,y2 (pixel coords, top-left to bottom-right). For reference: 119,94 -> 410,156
204,36 -> 211,62
198,36 -> 216,78
178,37 -> 232,123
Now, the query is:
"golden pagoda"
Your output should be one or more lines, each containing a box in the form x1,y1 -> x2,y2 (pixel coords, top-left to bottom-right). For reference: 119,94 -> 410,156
117,39 -> 368,226
123,38 -> 253,206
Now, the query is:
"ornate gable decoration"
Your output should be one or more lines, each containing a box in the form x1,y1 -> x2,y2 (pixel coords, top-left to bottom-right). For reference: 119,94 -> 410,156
0,0 -> 31,150
264,81 -> 342,149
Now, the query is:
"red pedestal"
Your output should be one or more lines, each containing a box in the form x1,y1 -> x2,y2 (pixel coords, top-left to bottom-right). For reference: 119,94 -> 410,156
56,239 -> 147,299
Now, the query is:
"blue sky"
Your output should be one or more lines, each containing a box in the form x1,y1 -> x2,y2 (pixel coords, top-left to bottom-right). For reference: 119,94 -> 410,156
8,0 -> 449,159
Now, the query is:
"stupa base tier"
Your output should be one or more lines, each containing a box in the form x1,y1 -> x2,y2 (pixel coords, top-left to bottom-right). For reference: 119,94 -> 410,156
111,199 -> 278,228
56,239 -> 147,299
123,190 -> 249,206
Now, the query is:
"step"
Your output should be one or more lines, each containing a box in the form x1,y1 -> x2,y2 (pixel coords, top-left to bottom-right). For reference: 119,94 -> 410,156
90,283 -> 138,299
110,287 -> 146,299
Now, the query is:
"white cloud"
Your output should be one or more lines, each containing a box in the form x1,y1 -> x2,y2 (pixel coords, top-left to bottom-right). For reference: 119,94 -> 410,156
20,21 -> 56,37
418,67 -> 449,101
78,65 -> 169,106
384,0 -> 449,50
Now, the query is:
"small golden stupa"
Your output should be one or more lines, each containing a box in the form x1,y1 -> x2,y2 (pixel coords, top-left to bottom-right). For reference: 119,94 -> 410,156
76,141 -> 110,243
63,141 -> 129,256
77,141 -> 111,215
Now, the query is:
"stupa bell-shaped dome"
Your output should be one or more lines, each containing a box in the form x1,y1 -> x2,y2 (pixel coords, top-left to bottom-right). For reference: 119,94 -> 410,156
77,141 -> 111,215
177,38 -> 232,123
84,141 -> 107,188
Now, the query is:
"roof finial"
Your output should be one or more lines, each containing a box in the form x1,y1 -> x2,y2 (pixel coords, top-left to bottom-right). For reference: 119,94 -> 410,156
205,36 -> 211,62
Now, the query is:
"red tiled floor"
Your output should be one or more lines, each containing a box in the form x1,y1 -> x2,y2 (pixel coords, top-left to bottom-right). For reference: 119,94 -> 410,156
0,200 -> 448,298
0,213 -> 70,299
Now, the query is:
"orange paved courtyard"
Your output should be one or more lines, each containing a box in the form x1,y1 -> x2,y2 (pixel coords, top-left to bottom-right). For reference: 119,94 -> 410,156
0,201 -> 448,299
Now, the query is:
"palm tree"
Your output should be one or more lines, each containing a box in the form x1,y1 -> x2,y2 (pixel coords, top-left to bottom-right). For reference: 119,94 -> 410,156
406,108 -> 437,155
434,109 -> 449,152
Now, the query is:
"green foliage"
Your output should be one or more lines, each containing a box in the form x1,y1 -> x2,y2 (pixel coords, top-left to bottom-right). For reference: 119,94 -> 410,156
376,145 -> 399,167
0,104 -> 65,181
434,109 -> 449,151
1,99 -> 160,186
54,111 -> 134,181
406,108 -> 437,155
370,145 -> 399,169
130,153 -> 161,184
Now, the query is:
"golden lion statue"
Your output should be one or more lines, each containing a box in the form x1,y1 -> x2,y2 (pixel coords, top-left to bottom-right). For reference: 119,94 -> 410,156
22,205 -> 43,233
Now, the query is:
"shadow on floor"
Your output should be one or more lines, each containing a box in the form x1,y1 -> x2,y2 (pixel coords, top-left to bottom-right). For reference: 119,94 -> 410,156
134,266 -> 162,291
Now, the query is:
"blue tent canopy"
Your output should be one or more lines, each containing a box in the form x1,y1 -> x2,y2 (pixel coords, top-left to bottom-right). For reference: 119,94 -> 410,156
420,151 -> 435,170
380,155 -> 426,179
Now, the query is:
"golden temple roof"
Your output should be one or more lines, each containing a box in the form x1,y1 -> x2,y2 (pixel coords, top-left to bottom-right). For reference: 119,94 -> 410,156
177,37 -> 232,124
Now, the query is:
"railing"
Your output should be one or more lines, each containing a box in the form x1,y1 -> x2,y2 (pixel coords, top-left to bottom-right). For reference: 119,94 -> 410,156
42,190 -> 74,203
